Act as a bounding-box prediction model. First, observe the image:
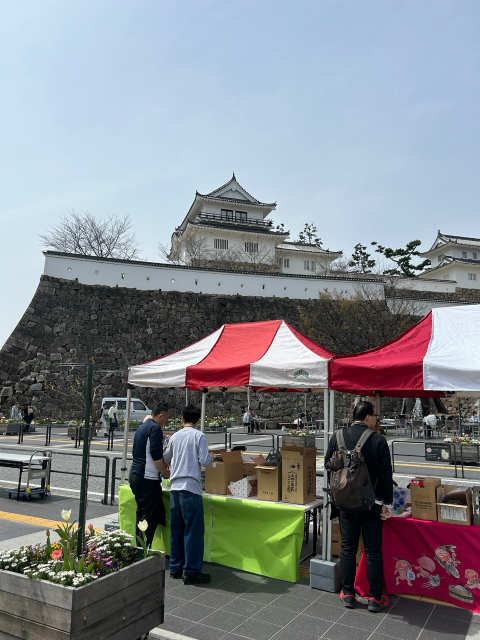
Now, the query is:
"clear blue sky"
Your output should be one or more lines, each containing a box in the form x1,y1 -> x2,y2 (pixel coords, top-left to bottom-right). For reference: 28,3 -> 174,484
1,0 -> 479,347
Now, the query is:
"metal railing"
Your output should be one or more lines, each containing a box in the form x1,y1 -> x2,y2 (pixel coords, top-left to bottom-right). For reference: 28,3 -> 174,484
198,212 -> 273,228
0,445 -> 111,504
391,440 -> 459,478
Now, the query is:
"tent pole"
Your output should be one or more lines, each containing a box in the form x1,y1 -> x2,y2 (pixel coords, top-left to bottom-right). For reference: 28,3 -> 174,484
321,389 -> 329,560
247,386 -> 251,412
120,387 -> 132,484
375,393 -> 381,421
201,390 -> 206,432
326,390 -> 335,562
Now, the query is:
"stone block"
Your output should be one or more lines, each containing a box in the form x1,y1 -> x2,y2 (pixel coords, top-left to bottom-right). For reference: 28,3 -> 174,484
29,383 -> 43,392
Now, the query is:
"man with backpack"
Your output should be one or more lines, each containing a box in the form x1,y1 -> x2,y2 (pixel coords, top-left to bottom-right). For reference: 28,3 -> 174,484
325,400 -> 393,613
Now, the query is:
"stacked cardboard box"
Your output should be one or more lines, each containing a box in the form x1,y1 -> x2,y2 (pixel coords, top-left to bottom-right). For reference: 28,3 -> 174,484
436,485 -> 473,526
330,520 -> 363,563
256,465 -> 282,502
281,446 -> 316,505
410,477 -> 440,521
205,450 -> 243,495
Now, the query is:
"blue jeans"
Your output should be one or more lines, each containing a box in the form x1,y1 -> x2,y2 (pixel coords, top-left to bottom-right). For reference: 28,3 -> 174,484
169,490 -> 205,575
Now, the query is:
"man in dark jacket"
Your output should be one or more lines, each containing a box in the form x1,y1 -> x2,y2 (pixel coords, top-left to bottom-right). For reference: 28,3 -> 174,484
129,403 -> 170,547
325,400 -> 393,613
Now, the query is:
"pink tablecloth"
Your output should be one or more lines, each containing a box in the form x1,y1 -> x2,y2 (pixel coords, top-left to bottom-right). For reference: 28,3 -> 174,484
355,517 -> 480,613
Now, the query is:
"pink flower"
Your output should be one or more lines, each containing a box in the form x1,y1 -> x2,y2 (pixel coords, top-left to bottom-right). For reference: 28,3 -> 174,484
51,549 -> 62,560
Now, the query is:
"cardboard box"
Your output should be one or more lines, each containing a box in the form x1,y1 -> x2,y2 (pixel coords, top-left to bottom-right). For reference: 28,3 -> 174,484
472,487 -> 480,525
436,485 -> 473,526
330,519 -> 363,563
256,465 -> 282,502
205,450 -> 243,495
410,477 -> 440,521
281,448 -> 316,504
242,461 -> 258,477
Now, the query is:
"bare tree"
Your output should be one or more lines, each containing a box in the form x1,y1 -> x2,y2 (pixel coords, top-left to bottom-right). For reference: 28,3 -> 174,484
41,212 -> 139,260
160,235 -> 209,265
297,284 -> 420,355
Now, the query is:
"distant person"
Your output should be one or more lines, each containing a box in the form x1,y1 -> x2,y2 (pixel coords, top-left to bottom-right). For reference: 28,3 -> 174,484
163,404 -> 214,584
10,402 -> 21,421
23,406 -> 34,433
100,402 -> 109,436
250,409 -> 259,432
242,408 -> 253,433
107,403 -> 118,434
325,400 -> 393,613
129,404 -> 170,547
423,413 -> 437,439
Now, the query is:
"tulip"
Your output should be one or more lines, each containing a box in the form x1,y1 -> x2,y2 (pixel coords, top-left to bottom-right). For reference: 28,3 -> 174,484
61,509 -> 72,522
138,519 -> 148,532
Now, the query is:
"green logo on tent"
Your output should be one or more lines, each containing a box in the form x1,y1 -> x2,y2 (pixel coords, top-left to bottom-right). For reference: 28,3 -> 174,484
293,368 -> 310,379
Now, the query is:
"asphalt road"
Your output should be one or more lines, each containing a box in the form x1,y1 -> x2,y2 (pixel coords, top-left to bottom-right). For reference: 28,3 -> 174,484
1,427 -> 479,507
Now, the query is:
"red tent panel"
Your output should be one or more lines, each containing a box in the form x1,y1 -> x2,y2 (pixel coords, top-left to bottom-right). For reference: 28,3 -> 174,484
329,312 -> 437,396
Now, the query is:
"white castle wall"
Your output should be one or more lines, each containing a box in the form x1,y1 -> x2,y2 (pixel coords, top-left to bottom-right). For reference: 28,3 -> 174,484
43,252 -> 461,315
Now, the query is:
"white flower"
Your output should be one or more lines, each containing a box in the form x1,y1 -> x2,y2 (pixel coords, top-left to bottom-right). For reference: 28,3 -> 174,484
138,519 -> 148,532
61,509 -> 72,522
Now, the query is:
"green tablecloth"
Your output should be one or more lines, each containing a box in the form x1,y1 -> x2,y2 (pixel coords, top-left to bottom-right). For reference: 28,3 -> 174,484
118,484 -> 305,582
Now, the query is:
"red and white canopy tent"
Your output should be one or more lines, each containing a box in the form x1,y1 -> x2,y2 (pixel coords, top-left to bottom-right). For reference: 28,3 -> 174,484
121,319 -> 333,478
329,304 -> 480,397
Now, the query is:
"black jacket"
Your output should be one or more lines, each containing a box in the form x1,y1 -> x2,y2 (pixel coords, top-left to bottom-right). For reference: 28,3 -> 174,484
325,422 -> 393,505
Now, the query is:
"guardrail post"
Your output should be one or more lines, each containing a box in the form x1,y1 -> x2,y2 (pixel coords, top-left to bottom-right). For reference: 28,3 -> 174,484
391,441 -> 395,473
110,457 -> 117,505
102,456 -> 110,505
17,423 -> 24,445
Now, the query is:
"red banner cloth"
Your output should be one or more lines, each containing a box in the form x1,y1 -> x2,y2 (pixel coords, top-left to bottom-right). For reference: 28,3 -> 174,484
355,517 -> 480,613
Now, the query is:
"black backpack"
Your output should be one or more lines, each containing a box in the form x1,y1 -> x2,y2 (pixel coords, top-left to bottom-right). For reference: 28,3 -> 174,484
327,428 -> 376,511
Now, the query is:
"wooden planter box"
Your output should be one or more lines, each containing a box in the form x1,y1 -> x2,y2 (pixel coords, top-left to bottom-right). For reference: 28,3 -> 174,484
0,422 -> 34,435
0,554 -> 165,639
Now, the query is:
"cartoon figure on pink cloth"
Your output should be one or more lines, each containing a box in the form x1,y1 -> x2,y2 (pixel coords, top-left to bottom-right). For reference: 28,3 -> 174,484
394,559 -> 416,586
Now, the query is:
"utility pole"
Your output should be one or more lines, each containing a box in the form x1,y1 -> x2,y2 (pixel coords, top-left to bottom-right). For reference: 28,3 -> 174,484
77,360 -> 93,557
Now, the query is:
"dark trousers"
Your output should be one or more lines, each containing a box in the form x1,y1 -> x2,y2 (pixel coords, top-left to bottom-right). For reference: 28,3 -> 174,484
169,490 -> 205,576
129,473 -> 165,547
339,507 -> 383,599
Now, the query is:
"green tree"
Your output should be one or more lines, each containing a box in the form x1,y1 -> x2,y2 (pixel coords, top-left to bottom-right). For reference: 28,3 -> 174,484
348,243 -> 376,273
371,240 -> 431,277
297,223 -> 323,247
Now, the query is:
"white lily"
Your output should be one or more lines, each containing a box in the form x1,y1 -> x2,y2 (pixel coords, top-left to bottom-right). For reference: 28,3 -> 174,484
138,519 -> 148,532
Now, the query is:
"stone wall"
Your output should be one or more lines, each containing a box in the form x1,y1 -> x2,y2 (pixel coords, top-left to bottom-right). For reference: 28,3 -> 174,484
2,275 -> 477,422
0,276 -> 363,421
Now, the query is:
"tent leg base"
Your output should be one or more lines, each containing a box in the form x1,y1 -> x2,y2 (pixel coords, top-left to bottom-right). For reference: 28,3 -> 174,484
310,557 -> 341,593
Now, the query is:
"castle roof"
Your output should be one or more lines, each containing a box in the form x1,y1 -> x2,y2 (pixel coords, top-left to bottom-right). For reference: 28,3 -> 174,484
423,230 -> 480,254
277,241 -> 342,256
197,173 -> 276,208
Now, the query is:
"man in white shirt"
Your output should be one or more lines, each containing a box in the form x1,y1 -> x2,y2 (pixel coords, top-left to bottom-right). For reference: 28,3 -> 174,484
163,404 -> 213,584
242,408 -> 253,433
424,413 -> 437,439
10,402 -> 21,420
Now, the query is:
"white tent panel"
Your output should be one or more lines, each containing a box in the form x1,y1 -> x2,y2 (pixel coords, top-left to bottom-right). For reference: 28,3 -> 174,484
249,321 -> 329,388
128,325 -> 224,388
424,305 -> 480,391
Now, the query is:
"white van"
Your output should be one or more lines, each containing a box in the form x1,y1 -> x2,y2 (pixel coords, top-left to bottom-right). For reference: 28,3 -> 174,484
101,397 -> 151,423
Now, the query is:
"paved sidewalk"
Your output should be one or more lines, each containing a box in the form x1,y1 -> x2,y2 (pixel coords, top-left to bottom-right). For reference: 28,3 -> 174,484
148,563 -> 480,640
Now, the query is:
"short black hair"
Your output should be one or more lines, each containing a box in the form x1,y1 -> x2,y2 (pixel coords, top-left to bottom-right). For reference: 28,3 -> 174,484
352,400 -> 375,422
183,404 -> 201,424
152,403 -> 169,416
